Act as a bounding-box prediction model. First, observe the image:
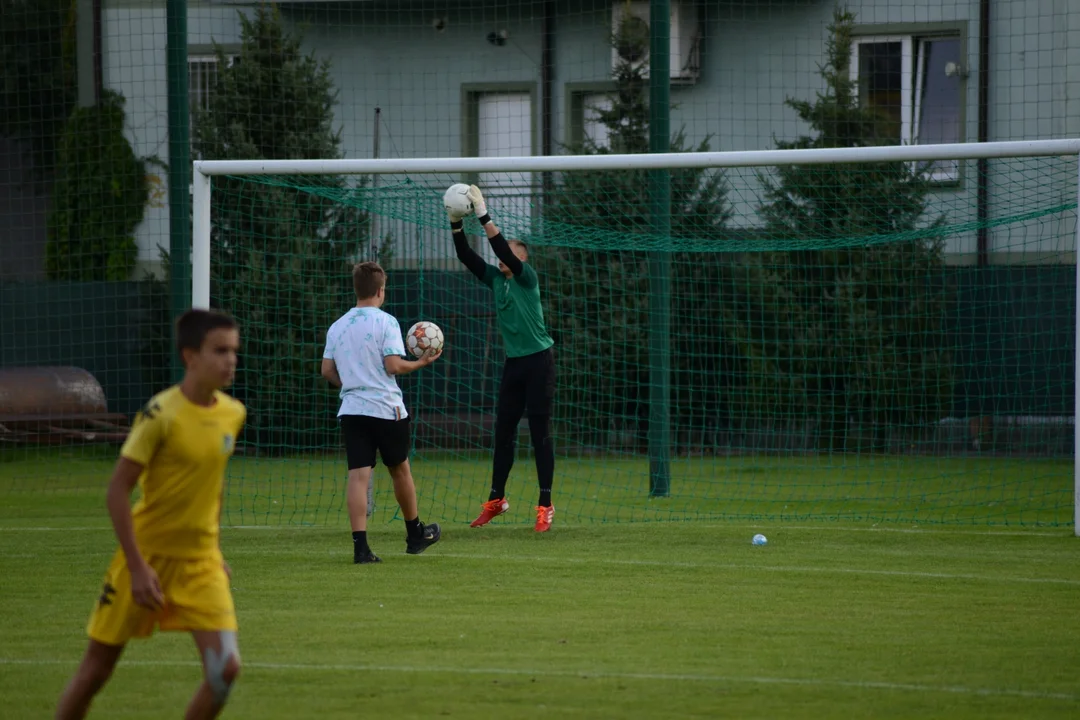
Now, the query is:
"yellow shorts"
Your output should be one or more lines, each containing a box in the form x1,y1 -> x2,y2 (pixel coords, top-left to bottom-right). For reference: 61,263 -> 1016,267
86,549 -> 237,646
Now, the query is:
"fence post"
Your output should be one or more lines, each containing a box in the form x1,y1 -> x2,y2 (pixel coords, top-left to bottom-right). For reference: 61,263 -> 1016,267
166,0 -> 191,381
648,0 -> 672,497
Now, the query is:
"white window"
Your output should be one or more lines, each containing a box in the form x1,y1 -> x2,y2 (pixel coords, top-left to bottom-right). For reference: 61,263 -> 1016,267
582,93 -> 613,150
477,92 -> 533,263
188,53 -> 238,132
851,35 -> 962,181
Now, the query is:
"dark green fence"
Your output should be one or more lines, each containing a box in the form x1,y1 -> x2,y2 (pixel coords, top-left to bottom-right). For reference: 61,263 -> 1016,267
2,265 -> 1075,454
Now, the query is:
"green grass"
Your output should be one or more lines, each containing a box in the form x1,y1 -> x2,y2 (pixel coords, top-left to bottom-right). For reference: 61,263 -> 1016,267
1,452 -> 1077,718
0,448 -> 1072,527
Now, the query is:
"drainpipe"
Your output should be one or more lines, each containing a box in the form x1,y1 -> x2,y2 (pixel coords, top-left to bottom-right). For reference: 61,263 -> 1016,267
94,0 -> 102,94
166,0 -> 191,381
76,0 -> 103,106
541,1 -> 554,197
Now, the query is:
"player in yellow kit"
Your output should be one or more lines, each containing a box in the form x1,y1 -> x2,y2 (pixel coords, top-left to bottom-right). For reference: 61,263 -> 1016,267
55,309 -> 247,720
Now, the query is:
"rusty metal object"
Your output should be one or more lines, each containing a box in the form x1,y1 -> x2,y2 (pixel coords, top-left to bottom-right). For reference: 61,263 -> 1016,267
0,366 -> 129,444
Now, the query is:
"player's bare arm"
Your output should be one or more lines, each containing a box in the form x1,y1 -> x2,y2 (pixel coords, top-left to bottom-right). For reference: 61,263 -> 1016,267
321,358 -> 343,388
384,348 -> 442,376
106,457 -> 165,610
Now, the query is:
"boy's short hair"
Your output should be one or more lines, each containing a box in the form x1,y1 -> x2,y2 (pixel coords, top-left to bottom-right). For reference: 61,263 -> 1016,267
176,309 -> 238,355
509,240 -> 528,256
353,262 -> 386,299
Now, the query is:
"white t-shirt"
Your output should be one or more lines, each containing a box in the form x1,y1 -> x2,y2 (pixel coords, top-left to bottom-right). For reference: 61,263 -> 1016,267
323,307 -> 408,420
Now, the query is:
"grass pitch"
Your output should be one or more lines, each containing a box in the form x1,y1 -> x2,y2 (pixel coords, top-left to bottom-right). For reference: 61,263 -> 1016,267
1,453 -> 1078,718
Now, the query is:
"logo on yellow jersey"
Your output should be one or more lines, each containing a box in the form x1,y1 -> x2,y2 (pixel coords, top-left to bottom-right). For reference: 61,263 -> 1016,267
222,434 -> 235,454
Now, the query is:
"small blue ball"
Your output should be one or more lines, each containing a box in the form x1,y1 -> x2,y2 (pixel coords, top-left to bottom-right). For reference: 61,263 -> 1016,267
752,533 -> 768,546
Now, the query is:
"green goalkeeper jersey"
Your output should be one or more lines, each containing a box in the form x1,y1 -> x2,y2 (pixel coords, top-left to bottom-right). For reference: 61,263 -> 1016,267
482,263 -> 555,358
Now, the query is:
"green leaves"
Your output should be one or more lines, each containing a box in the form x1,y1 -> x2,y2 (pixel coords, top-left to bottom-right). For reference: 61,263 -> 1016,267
0,0 -> 77,185
537,11 -> 732,448
752,6 -> 952,449
195,5 -> 367,450
193,6 -> 343,164
45,89 -> 147,281
537,7 -> 951,451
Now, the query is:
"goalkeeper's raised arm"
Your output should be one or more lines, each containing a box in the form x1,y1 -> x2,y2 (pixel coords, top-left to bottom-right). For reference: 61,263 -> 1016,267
466,185 -> 527,279
447,193 -> 491,283
446,184 -> 557,533
447,185 -> 530,284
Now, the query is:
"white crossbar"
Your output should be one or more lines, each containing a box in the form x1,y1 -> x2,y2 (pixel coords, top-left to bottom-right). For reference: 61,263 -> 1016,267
194,139 -> 1080,176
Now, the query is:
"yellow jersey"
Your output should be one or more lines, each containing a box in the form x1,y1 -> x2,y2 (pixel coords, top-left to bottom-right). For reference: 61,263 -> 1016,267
119,386 -> 246,559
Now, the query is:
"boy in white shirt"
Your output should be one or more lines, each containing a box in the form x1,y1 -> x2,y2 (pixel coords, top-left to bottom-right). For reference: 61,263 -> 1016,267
321,262 -> 443,563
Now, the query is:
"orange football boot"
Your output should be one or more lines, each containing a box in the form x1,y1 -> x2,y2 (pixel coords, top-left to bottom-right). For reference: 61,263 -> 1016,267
535,505 -> 554,532
470,498 -> 509,527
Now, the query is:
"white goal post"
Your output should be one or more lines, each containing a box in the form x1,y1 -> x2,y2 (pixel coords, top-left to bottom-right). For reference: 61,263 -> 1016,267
192,139 -> 1080,535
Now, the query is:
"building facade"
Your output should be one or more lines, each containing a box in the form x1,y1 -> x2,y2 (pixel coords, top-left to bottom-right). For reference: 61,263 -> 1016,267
10,0 -> 1079,278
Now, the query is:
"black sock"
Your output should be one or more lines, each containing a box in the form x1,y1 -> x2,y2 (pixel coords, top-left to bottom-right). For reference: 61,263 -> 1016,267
352,530 -> 369,553
405,517 -> 422,538
530,414 -> 554,507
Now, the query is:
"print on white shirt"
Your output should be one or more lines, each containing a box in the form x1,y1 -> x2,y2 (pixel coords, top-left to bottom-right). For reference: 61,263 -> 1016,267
323,308 -> 408,420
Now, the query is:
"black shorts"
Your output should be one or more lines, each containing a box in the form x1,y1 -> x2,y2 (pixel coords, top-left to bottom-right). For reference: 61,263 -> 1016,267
340,415 -> 411,470
498,347 -> 556,418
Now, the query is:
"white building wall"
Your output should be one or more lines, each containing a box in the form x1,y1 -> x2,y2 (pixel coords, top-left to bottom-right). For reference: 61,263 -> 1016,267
102,1 -> 249,276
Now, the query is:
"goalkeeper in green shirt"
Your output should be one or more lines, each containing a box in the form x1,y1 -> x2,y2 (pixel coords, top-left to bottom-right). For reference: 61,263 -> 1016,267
449,185 -> 556,532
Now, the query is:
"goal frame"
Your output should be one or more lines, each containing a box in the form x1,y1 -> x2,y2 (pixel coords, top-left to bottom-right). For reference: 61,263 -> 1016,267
193,139 -> 1080,535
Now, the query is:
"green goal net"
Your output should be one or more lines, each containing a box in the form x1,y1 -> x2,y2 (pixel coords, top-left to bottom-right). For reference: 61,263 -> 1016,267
2,0 -> 1077,532
186,147 -> 1078,528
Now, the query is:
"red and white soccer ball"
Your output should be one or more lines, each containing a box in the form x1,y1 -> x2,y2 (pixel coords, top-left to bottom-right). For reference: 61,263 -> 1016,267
406,321 -> 444,358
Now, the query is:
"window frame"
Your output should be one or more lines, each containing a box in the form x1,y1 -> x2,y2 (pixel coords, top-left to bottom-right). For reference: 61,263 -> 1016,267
849,23 -> 967,186
565,81 -> 617,150
850,35 -> 914,148
461,82 -> 539,164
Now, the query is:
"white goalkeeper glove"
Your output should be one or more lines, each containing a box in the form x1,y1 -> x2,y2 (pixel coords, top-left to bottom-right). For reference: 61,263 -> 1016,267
467,184 -> 489,220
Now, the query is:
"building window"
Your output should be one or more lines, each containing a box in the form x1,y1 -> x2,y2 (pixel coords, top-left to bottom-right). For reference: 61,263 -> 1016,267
470,89 -> 533,263
188,53 -> 238,132
567,85 -> 616,151
581,93 -> 613,150
851,35 -> 962,181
